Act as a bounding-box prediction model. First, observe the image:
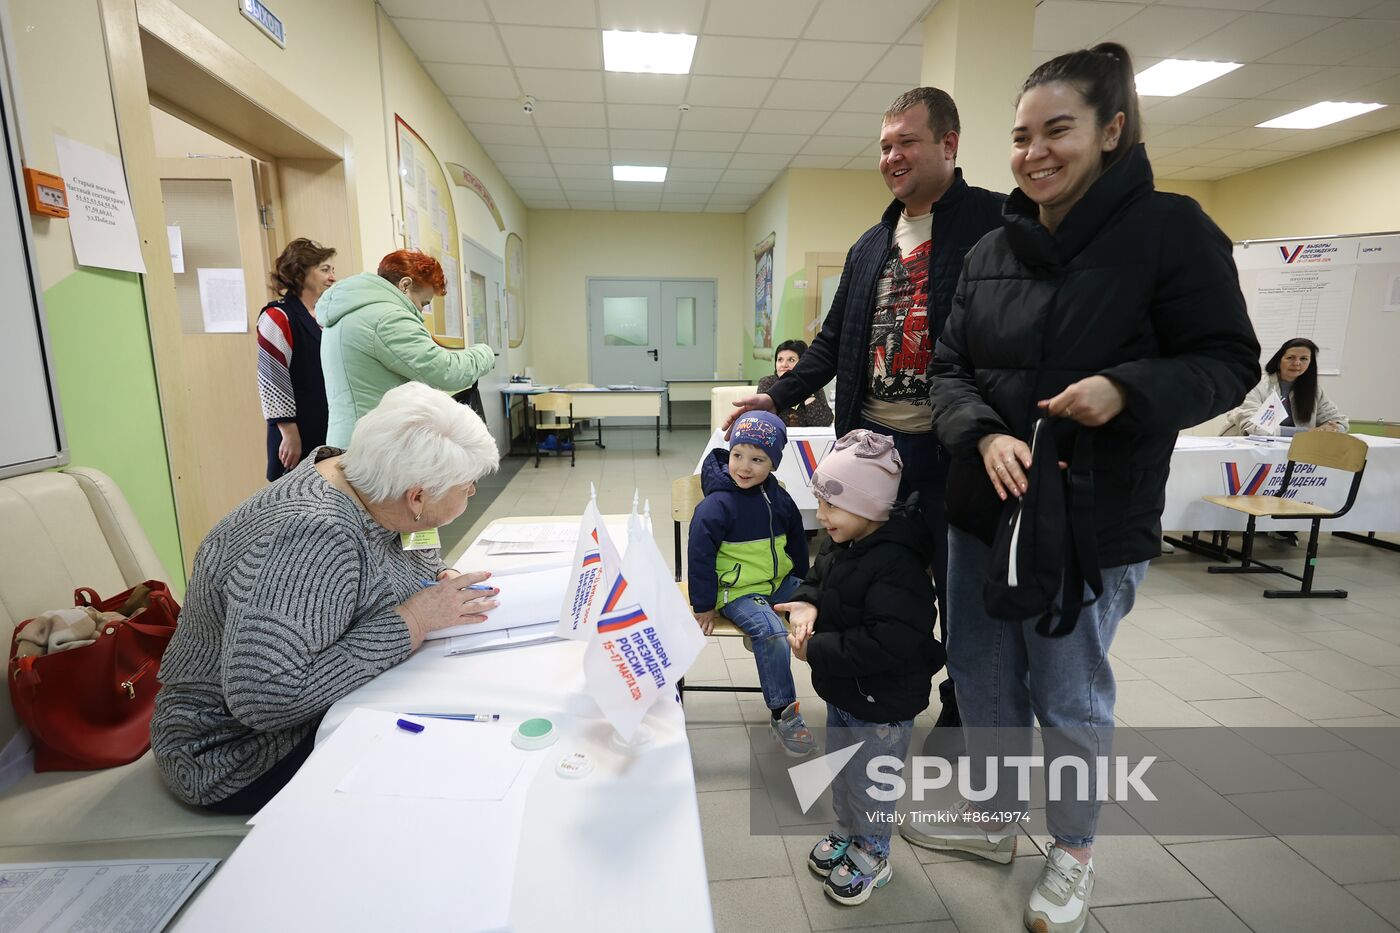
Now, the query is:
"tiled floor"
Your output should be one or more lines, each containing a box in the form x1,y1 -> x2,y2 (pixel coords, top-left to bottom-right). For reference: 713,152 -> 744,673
454,426 -> 1400,933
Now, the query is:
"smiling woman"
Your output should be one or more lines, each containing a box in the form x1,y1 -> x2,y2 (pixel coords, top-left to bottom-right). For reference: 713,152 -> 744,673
921,41 -> 1261,933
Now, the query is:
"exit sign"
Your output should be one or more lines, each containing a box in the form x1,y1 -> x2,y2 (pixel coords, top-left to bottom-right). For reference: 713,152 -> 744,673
239,0 -> 285,48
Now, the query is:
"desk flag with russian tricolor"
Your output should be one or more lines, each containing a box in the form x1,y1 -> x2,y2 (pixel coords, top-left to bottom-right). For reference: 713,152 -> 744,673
555,492 -> 622,640
583,509 -> 705,740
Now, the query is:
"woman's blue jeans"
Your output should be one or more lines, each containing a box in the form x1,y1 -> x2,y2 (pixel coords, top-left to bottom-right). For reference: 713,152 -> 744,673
719,574 -> 804,711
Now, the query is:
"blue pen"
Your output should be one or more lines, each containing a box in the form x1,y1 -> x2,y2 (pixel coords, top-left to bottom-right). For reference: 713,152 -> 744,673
405,712 -> 500,722
420,580 -> 495,591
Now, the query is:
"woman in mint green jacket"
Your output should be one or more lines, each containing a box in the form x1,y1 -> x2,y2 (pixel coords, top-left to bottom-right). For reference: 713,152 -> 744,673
320,250 -> 495,447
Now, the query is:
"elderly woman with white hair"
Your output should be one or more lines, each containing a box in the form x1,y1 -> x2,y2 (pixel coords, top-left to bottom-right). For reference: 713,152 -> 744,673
152,382 -> 500,813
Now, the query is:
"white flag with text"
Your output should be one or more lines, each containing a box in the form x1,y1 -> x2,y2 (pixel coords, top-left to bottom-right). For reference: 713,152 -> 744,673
555,498 -> 623,640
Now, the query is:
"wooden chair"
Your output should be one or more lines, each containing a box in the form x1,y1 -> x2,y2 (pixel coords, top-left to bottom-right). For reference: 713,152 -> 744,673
531,392 -> 576,468
670,473 -> 778,700
1202,431 -> 1368,598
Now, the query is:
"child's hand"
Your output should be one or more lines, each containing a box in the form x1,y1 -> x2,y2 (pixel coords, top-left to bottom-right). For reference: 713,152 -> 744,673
775,601 -> 816,642
788,629 -> 810,662
693,610 -> 717,636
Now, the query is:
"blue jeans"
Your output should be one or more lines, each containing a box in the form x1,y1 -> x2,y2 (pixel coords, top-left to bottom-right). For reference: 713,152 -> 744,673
827,704 -> 914,860
945,526 -> 1148,848
720,574 -> 803,711
859,420 -> 951,704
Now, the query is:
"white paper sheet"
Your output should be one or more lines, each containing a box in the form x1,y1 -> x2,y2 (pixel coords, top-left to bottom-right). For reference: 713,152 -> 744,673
1173,435 -> 1240,450
197,267 -> 248,333
423,564 -> 570,641
336,719 -> 528,801
53,135 -> 147,274
0,858 -> 218,933
445,621 -> 560,656
167,225 -> 185,273
441,253 -> 462,339
485,539 -> 574,555
479,522 -> 578,544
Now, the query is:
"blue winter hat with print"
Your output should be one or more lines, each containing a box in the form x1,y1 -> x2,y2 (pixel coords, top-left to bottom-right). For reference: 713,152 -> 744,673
729,410 -> 787,468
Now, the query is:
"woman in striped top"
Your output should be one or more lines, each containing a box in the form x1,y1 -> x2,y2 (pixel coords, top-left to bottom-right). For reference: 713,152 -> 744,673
256,238 -> 337,481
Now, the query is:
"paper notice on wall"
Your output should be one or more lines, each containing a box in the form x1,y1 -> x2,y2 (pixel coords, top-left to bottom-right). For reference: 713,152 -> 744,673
404,206 -> 419,250
416,162 -> 428,209
441,253 -> 463,340
53,134 -> 147,274
197,267 -> 248,333
167,225 -> 184,273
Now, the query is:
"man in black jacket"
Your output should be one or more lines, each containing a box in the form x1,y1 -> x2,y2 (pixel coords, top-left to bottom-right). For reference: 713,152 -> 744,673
724,87 -> 1004,728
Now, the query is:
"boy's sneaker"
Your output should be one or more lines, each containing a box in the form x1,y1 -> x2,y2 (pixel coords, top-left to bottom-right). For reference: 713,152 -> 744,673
806,833 -> 850,877
899,798 -> 1018,864
771,701 -> 816,757
822,846 -> 892,906
1024,844 -> 1094,933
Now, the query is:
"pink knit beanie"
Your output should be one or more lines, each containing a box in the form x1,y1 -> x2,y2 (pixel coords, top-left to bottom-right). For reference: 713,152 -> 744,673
810,429 -> 903,521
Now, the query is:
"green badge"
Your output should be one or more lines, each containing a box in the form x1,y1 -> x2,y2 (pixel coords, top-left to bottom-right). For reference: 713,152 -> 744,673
399,528 -> 441,550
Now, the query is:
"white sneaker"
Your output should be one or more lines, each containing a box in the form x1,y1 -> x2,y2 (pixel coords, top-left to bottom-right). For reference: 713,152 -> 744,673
1024,844 -> 1094,933
899,799 -> 1018,864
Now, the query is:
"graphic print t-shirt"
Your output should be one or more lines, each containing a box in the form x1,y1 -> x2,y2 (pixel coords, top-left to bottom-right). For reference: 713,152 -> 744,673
862,210 -> 934,434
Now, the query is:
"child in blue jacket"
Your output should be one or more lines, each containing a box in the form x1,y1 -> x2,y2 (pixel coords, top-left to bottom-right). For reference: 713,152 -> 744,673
688,411 -> 813,755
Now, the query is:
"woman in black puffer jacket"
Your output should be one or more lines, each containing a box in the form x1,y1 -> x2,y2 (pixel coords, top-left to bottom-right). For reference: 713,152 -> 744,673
913,43 -> 1260,933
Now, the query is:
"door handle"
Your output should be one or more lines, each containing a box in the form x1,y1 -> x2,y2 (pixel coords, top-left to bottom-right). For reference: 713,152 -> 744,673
647,349 -> 659,361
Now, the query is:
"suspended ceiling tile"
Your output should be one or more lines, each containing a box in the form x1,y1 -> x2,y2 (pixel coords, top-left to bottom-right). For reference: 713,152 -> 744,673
525,101 -> 608,128
702,0 -> 822,40
1253,127 -> 1367,150
486,0 -> 597,28
1261,0 -> 1377,14
605,73 -> 689,104
840,82 -> 913,113
559,178 -> 617,192
679,107 -> 757,132
866,44 -> 923,85
451,96 -> 531,127
1261,18 -> 1400,66
692,36 -> 797,78
1260,66 -> 1400,102
1187,63 -> 1323,100
728,152 -> 794,170
547,147 -> 611,165
1032,1 -> 1146,52
609,148 -> 673,164
687,75 -> 776,108
553,164 -> 613,178
717,172 -> 777,189
800,135 -> 871,157
608,104 -> 683,129
789,154 -> 854,168
1202,126 -> 1302,148
675,130 -> 745,151
803,0 -> 931,44
468,123 -> 542,146
738,132 -> 811,154
1103,6 -> 1248,60
663,181 -> 718,194
820,111 -> 881,137
599,0 -> 707,32
1200,148 -> 1298,168
704,204 -> 750,212
382,0 -> 490,20
764,78 -> 857,110
1194,97 -> 1312,126
1357,1 -> 1400,17
668,153 -> 733,170
1176,12 -> 1333,62
1161,0 -> 1272,10
424,63 -> 520,98
748,109 -> 828,134
538,126 -> 610,148
484,143 -> 550,163
782,40 -> 885,81
666,165 -> 727,180
525,200 -> 573,209
1140,123 -> 1237,147
497,26 -> 602,70
609,128 -> 678,150
514,68 -> 606,103
498,162 -> 557,178
391,18 -> 509,65
1140,95 -> 1240,125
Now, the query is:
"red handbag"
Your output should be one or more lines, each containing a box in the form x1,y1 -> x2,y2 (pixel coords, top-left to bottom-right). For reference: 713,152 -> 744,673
8,581 -> 180,771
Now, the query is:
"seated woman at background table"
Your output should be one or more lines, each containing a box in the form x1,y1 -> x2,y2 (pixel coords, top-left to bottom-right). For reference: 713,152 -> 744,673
758,339 -> 834,428
152,382 -> 500,814
1225,337 -> 1348,436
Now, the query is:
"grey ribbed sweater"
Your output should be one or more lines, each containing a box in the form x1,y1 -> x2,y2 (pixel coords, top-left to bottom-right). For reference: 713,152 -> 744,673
152,449 -> 443,806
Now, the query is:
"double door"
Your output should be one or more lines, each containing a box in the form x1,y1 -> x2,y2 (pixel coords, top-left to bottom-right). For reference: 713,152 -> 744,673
586,279 -> 715,424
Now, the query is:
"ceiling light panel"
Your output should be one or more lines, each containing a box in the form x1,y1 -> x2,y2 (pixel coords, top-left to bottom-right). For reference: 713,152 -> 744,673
613,165 -> 668,182
1135,60 -> 1244,97
1256,101 -> 1385,129
603,30 -> 697,74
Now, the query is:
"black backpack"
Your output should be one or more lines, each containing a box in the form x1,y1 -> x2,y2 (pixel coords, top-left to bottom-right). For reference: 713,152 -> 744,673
983,418 -> 1103,638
